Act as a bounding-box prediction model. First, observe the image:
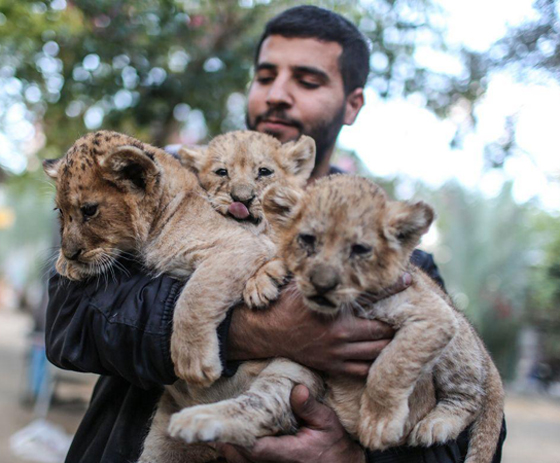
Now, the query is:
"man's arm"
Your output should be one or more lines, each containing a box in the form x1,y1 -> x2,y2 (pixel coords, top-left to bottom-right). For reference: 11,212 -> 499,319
226,282 -> 398,377
45,261 -> 398,388
45,261 -> 182,389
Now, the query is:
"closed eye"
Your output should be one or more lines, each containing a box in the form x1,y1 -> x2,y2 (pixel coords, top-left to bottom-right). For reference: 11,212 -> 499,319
351,244 -> 371,256
298,233 -> 316,247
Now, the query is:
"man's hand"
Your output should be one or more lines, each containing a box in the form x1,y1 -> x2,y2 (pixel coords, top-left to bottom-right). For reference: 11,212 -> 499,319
219,385 -> 366,463
228,274 -> 411,378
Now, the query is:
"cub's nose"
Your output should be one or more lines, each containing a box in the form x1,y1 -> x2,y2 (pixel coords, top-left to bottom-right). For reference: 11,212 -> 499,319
64,248 -> 83,261
309,265 -> 340,294
231,185 -> 255,206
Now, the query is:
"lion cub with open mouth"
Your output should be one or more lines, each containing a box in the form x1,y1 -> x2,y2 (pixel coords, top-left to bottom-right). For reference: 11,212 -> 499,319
261,174 -> 505,463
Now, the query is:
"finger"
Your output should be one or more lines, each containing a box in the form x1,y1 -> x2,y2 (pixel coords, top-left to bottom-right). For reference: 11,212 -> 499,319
337,339 -> 391,361
344,318 -> 395,342
362,272 -> 412,303
290,384 -> 335,428
236,438 -> 298,462
221,444 -> 255,463
340,361 -> 372,378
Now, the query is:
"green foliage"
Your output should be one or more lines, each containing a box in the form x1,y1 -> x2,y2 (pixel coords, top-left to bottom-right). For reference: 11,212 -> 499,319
419,181 -> 536,379
481,0 -> 560,167
526,211 -> 560,363
0,0 -> 482,167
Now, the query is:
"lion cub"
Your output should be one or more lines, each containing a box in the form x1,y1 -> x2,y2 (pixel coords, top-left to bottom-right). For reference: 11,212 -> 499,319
261,174 -> 505,463
178,130 -> 315,304
178,130 -> 313,230
44,130 -> 321,463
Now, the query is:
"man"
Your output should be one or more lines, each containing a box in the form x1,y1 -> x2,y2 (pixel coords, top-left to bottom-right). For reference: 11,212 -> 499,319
45,5 -> 504,463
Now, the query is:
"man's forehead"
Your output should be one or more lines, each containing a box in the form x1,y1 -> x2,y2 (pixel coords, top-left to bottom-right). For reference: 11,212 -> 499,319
257,35 -> 343,76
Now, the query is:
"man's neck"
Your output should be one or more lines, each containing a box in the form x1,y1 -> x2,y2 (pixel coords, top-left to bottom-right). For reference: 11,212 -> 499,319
310,145 -> 335,180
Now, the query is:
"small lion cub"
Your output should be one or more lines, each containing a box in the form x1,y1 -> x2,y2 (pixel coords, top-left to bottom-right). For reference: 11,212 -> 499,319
262,174 -> 504,463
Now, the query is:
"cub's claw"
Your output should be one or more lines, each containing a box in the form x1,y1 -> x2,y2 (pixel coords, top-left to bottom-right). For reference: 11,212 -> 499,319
358,397 -> 409,450
408,414 -> 462,447
243,260 -> 287,309
172,339 -> 222,387
169,406 -> 257,447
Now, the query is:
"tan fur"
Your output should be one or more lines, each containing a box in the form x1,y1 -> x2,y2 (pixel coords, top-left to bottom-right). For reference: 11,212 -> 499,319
262,174 -> 505,462
179,130 -> 315,233
43,130 -> 322,463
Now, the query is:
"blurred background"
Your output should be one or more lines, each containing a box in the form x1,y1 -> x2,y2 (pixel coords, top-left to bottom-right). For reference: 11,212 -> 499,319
0,0 -> 559,462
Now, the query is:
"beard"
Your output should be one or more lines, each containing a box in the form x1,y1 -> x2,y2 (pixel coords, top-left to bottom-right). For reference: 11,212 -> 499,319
246,105 -> 346,170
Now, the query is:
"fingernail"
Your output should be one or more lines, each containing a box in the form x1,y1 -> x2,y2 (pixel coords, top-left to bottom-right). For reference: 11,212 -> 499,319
403,273 -> 412,286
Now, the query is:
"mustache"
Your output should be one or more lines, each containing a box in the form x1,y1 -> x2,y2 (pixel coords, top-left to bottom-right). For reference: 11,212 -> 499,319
254,109 -> 304,132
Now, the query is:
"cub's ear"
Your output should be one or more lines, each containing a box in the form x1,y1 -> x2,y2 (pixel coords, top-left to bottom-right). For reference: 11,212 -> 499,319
178,145 -> 207,172
280,135 -> 316,183
100,145 -> 160,193
43,158 -> 62,180
385,200 -> 435,249
262,182 -> 304,231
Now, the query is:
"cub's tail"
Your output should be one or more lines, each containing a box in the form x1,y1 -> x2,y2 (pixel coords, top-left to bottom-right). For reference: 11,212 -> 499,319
465,359 -> 504,463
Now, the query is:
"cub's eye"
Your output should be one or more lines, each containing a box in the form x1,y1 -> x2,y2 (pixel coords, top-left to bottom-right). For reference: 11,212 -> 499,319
258,167 -> 274,177
54,207 -> 63,218
81,204 -> 98,219
214,168 -> 228,177
351,244 -> 371,256
298,234 -> 316,247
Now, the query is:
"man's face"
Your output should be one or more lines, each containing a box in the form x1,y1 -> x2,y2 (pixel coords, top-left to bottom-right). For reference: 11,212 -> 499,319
246,35 -> 352,165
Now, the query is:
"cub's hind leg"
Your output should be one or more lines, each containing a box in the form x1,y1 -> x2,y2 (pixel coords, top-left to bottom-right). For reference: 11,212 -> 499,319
169,359 -> 323,447
408,351 -> 484,447
138,392 -> 219,463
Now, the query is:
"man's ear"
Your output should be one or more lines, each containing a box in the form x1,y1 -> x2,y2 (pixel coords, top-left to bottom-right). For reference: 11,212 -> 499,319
99,145 -> 160,193
43,158 -> 62,180
279,135 -> 316,183
384,200 -> 435,249
178,145 -> 207,172
262,182 -> 304,231
343,87 -> 364,126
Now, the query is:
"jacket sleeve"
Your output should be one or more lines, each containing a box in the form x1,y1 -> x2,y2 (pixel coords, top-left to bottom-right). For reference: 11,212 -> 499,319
45,260 -> 184,390
366,419 -> 506,462
410,249 -> 445,290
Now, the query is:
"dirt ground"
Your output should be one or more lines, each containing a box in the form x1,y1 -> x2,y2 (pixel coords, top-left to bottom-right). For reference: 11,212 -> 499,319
0,308 -> 559,463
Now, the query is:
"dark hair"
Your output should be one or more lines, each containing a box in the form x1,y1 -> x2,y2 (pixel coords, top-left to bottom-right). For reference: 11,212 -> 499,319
255,5 -> 370,94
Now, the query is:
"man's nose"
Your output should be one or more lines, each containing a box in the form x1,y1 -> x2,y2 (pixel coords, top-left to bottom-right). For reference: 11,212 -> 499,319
266,78 -> 293,107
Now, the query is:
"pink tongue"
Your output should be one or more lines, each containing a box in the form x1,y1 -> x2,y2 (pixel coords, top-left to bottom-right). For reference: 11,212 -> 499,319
228,202 -> 250,219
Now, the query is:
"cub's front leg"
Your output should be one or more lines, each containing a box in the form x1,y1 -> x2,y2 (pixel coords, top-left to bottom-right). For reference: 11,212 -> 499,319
171,241 -> 279,387
169,359 -> 323,446
358,292 -> 458,450
171,279 -> 223,388
243,258 -> 288,309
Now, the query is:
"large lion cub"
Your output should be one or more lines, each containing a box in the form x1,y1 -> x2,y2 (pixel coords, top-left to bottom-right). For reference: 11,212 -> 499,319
261,174 -> 505,463
43,130 -> 283,387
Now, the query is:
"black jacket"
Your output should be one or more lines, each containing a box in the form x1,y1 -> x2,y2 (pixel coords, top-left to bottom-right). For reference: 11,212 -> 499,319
45,251 -> 505,463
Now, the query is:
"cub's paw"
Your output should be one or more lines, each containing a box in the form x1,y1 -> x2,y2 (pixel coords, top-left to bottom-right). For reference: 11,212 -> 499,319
243,260 -> 287,309
408,414 -> 462,447
168,407 -> 257,447
358,397 -> 409,450
172,339 -> 222,387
